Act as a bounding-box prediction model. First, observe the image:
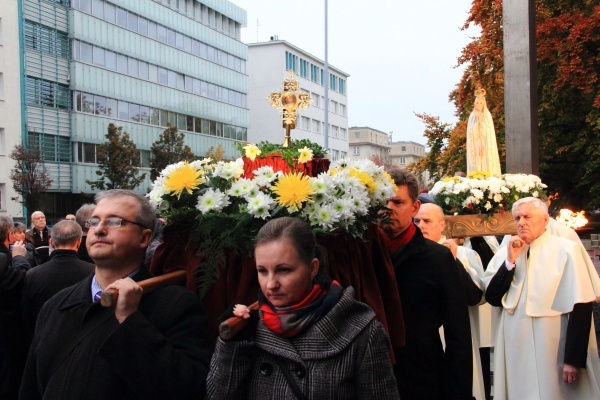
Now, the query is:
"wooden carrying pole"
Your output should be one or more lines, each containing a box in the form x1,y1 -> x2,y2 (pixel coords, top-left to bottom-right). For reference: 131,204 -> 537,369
218,301 -> 259,340
100,270 -> 187,307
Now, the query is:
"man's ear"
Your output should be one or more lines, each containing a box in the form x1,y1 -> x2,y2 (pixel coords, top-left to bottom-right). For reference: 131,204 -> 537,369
49,238 -> 55,248
411,199 -> 421,217
140,229 -> 153,249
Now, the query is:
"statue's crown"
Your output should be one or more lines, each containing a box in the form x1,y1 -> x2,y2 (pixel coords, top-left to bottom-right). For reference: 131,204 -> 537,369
475,88 -> 486,98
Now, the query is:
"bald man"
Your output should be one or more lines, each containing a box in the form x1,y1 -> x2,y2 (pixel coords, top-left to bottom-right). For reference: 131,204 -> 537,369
415,203 -> 486,400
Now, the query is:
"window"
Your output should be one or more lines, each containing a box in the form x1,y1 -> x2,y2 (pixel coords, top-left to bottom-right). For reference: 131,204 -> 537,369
301,116 -> 310,130
77,142 -> 97,163
400,157 -> 406,164
105,50 -> 116,70
91,0 -> 103,18
339,79 -> 346,95
329,74 -> 337,91
354,132 -> 360,139
340,128 -> 347,139
330,100 -> 338,114
80,42 -> 92,63
26,77 -> 69,109
353,146 -> 360,156
340,104 -> 346,116
311,92 -> 320,107
332,126 -> 339,138
93,46 -> 105,67
28,132 -> 70,162
116,8 -> 127,28
104,2 -> 116,23
117,54 -> 128,74
138,17 -> 148,36
312,119 -> 320,133
285,51 -> 297,73
401,146 -> 406,152
0,128 -> 5,155
0,73 -> 3,100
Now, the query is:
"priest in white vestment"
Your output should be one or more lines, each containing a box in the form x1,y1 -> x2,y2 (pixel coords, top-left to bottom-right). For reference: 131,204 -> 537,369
415,203 -> 487,400
484,197 -> 600,400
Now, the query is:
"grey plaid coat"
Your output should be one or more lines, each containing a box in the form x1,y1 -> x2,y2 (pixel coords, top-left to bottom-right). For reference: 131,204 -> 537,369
206,287 -> 399,399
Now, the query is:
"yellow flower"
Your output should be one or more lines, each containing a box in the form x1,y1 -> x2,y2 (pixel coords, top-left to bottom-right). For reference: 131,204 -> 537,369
467,171 -> 491,180
297,147 -> 313,164
164,162 -> 204,199
442,176 -> 460,183
349,169 -> 377,194
243,144 -> 261,161
272,173 -> 314,211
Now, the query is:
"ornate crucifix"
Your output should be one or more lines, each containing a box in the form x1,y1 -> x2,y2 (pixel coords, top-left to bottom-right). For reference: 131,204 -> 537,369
267,70 -> 312,147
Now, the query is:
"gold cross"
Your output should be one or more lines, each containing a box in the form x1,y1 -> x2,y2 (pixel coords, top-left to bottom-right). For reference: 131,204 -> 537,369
267,70 -> 312,147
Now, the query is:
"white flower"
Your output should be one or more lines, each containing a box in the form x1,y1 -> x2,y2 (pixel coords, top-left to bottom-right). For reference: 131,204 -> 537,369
246,192 -> 275,219
484,201 -> 492,211
196,188 -> 230,213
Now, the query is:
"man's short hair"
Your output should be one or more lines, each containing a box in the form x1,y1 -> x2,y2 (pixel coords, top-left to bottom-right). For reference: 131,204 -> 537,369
75,203 -> 96,232
50,220 -> 83,247
31,211 -> 45,219
512,197 -> 549,214
0,215 -> 14,243
386,168 -> 419,202
95,189 -> 156,235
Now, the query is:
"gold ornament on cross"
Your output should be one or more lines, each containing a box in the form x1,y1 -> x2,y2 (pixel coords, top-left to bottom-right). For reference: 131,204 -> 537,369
267,70 -> 312,147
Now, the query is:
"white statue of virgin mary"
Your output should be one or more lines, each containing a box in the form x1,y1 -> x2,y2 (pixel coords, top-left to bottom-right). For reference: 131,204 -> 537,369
466,88 -> 502,176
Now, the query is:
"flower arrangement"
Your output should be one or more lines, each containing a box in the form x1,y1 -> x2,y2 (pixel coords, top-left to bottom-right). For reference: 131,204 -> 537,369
429,171 -> 548,216
236,139 -> 327,169
148,141 -> 396,296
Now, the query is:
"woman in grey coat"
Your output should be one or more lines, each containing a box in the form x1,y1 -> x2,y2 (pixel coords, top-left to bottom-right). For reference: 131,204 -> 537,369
207,217 -> 399,400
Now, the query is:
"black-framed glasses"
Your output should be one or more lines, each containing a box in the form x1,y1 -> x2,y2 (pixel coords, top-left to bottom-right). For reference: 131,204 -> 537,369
86,217 -> 147,229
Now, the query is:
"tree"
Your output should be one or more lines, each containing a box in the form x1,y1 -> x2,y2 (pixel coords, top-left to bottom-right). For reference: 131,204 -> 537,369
205,144 -> 226,162
9,145 -> 53,213
150,125 -> 195,181
408,113 -> 453,184
87,123 -> 146,190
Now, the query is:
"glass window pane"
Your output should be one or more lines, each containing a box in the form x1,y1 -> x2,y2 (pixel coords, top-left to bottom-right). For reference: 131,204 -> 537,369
128,58 -> 139,77
168,112 -> 177,126
201,119 -> 209,134
129,103 -> 140,121
176,73 -> 185,90
94,95 -> 106,115
167,29 -> 176,46
82,93 -> 93,113
117,54 -> 128,74
194,117 -> 202,133
77,142 -> 83,163
158,25 -> 167,43
138,17 -> 148,36
192,40 -> 200,56
208,83 -> 216,99
148,21 -> 157,39
200,43 -> 208,59
185,76 -> 192,92
150,108 -> 160,125
140,106 -> 150,124
177,114 -> 186,130
215,122 -> 223,137
93,46 -> 104,67
106,98 -> 117,117
201,81 -> 208,97
92,0 -> 103,18
80,0 -> 91,13
158,68 -> 168,85
186,115 -> 194,132
117,8 -> 127,28
141,150 -> 151,168
168,71 -> 177,88
184,36 -> 192,53
207,46 -> 215,62
139,61 -> 149,80
210,121 -> 216,136
105,50 -> 116,70
160,110 -> 168,126
84,143 -> 96,163
118,101 -> 129,120
149,64 -> 158,82
104,2 -> 116,24
80,42 -> 92,63
192,79 -> 201,95
127,12 -> 138,31
175,32 -> 184,49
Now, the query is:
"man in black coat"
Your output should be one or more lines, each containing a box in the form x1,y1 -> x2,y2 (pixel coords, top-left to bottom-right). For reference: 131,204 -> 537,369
379,168 -> 473,400
25,211 -> 51,265
21,219 -> 94,333
20,190 -> 213,400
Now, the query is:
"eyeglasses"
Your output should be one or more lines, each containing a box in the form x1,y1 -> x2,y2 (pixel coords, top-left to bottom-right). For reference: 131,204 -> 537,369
86,217 -> 147,229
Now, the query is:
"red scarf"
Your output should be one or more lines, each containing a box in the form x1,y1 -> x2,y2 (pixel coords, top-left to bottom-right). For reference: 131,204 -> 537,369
379,222 -> 416,255
259,274 -> 343,338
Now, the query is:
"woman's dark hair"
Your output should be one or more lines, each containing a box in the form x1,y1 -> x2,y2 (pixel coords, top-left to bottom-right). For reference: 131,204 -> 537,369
254,217 -> 316,266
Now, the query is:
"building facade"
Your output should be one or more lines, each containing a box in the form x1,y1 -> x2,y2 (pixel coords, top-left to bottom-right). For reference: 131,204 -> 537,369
1,0 -> 248,222
247,39 -> 349,161
389,140 -> 425,168
348,126 -> 391,163
0,0 -> 23,217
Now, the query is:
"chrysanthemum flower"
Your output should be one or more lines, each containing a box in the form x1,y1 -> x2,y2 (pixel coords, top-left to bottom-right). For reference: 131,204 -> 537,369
163,162 -> 204,199
297,147 -> 313,164
196,188 -> 229,213
243,144 -> 261,161
272,172 -> 314,212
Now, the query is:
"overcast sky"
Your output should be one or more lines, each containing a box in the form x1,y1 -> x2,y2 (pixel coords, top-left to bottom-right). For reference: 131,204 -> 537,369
229,0 -> 479,145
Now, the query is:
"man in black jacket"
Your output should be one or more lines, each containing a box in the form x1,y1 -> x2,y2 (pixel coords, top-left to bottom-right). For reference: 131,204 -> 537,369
379,169 -> 473,400
21,219 -> 94,333
25,211 -> 51,265
20,189 -> 213,400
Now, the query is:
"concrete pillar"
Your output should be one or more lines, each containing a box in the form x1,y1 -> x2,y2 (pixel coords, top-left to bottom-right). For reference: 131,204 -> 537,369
503,0 -> 539,174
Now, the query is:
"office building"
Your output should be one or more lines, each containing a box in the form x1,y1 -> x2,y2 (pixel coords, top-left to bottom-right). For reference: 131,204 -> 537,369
348,126 -> 391,163
247,39 -> 349,161
389,140 -> 425,168
0,0 -> 248,221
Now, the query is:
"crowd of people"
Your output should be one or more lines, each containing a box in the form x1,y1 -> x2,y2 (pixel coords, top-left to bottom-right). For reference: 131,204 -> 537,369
1,168 -> 599,399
